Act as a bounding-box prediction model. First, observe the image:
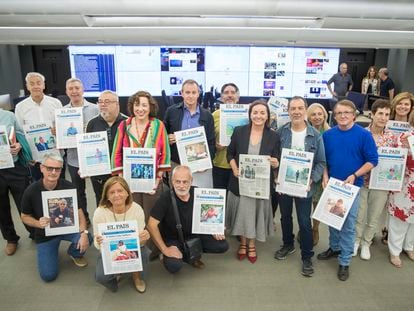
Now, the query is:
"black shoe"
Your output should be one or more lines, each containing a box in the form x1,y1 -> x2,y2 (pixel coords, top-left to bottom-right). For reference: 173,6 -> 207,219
337,265 -> 349,281
302,258 -> 314,277
317,248 -> 340,260
274,245 -> 295,260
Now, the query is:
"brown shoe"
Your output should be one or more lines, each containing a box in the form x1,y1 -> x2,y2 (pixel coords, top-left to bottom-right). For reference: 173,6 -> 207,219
404,250 -> 414,261
5,242 -> 17,256
132,272 -> 146,293
191,259 -> 205,269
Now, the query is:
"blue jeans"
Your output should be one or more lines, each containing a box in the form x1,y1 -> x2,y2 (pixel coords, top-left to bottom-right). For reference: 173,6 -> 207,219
36,232 -> 93,282
278,194 -> 314,260
329,191 -> 361,266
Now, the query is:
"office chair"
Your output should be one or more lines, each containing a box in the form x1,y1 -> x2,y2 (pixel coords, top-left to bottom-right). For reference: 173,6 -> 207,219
346,91 -> 367,114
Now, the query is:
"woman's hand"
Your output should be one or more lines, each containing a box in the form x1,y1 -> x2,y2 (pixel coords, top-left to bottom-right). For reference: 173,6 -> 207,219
139,229 -> 150,243
95,234 -> 104,246
168,134 -> 176,145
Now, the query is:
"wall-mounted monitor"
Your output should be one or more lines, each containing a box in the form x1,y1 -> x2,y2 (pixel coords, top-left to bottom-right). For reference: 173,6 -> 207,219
68,45 -> 340,99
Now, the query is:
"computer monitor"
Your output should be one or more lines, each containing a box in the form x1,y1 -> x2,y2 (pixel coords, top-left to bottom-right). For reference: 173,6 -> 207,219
0,94 -> 11,110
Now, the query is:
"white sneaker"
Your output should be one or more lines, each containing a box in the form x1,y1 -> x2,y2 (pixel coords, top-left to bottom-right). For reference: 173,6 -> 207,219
353,242 -> 359,257
360,245 -> 371,260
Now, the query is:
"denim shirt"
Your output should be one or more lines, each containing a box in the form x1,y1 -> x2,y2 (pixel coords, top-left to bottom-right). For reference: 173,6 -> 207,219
277,121 -> 326,197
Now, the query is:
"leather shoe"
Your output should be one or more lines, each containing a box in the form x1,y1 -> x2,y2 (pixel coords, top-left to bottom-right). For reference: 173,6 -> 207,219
132,272 -> 146,293
191,259 -> 205,269
5,242 -> 17,256
337,265 -> 349,281
317,248 -> 340,260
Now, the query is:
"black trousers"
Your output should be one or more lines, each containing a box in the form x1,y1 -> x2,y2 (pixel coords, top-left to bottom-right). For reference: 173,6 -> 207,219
68,164 -> 88,220
91,175 -> 111,207
0,163 -> 32,242
212,166 -> 231,190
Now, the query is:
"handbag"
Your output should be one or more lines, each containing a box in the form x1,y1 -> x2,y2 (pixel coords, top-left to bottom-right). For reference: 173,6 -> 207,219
170,188 -> 202,264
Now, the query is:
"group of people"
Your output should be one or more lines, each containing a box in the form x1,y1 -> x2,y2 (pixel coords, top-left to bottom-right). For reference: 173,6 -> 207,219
0,69 -> 413,295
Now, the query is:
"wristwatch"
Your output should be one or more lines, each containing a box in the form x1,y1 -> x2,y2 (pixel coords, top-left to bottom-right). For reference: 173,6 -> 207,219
80,230 -> 89,235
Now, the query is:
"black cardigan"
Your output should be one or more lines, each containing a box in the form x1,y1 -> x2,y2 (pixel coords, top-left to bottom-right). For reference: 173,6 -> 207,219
227,124 -> 280,196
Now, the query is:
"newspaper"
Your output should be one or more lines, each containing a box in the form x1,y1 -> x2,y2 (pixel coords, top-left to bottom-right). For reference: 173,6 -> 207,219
0,125 -> 14,169
175,126 -> 212,172
276,148 -> 314,198
41,189 -> 79,236
239,154 -> 270,199
408,135 -> 414,156
385,120 -> 411,135
192,188 -> 226,235
23,122 -> 57,162
123,147 -> 156,193
55,107 -> 83,149
267,96 -> 289,129
219,104 -> 249,146
368,147 -> 407,191
98,220 -> 142,275
312,177 -> 360,231
76,131 -> 111,177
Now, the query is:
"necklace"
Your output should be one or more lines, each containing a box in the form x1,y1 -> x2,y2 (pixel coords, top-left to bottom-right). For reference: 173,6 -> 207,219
111,205 -> 127,222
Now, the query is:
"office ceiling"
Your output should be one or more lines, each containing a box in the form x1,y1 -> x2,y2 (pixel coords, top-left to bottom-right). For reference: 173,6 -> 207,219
0,0 -> 414,48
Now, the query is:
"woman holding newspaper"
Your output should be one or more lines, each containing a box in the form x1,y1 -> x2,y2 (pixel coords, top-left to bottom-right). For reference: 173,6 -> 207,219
111,91 -> 171,221
93,176 -> 150,293
226,100 -> 280,263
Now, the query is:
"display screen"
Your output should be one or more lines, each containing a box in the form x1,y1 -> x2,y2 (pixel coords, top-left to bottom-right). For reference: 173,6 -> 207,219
68,45 -> 340,98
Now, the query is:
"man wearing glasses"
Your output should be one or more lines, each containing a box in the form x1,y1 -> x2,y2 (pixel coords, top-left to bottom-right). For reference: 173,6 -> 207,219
317,100 -> 378,281
21,153 -> 92,282
85,90 -> 127,205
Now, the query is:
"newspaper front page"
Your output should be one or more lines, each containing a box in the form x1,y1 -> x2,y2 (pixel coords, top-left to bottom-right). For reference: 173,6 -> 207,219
123,147 -> 156,193
0,125 -> 14,169
312,177 -> 360,231
385,120 -> 411,135
175,126 -> 212,172
98,220 -> 143,275
192,188 -> 226,235
23,122 -> 57,162
219,104 -> 249,146
239,154 -> 270,199
55,107 -> 83,149
276,148 -> 314,198
368,147 -> 407,191
267,96 -> 289,129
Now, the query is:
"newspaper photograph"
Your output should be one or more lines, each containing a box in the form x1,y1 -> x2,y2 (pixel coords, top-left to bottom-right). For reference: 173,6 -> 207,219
23,122 -> 57,162
385,120 -> 411,135
239,154 -> 270,199
123,147 -> 156,193
312,177 -> 360,231
408,135 -> 414,156
276,148 -> 314,198
76,131 -> 111,177
98,220 -> 142,275
368,147 -> 407,191
0,125 -> 14,169
175,126 -> 212,172
267,96 -> 289,129
55,107 -> 83,149
192,188 -> 226,235
41,189 -> 79,236
219,104 -> 249,146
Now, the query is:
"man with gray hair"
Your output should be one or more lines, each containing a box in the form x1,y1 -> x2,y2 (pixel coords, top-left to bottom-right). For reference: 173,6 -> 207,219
21,153 -> 92,282
65,78 -> 99,224
148,165 -> 228,274
378,68 -> 395,99
15,72 -> 63,180
326,63 -> 353,111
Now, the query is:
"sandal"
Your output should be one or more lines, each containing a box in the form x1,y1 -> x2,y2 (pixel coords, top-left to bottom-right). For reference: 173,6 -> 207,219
389,255 -> 402,268
237,244 -> 247,261
381,227 -> 388,245
247,246 -> 257,264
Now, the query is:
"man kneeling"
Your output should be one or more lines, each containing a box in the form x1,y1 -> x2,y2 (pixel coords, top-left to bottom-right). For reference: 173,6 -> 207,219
147,165 -> 228,273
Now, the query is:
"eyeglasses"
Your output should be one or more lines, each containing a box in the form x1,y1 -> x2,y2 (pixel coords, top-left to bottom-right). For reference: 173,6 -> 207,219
97,100 -> 118,105
334,111 -> 354,117
43,165 -> 63,172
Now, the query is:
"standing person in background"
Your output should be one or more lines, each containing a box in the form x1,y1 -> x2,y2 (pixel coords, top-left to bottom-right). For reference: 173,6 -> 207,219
326,63 -> 353,111
15,72 -> 62,180
65,78 -> 99,225
111,91 -> 171,221
305,103 -> 331,245
212,83 -> 240,190
86,90 -> 127,205
163,79 -> 215,188
378,68 -> 395,100
361,66 -> 380,96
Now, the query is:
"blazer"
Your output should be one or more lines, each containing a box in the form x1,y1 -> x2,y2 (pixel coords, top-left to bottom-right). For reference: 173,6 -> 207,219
163,102 -> 216,163
227,124 -> 280,196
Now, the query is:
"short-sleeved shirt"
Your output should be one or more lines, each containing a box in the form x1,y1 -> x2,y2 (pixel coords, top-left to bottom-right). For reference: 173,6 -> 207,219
327,73 -> 353,96
150,187 -> 196,241
380,77 -> 395,98
15,95 -> 62,127
21,179 -> 79,243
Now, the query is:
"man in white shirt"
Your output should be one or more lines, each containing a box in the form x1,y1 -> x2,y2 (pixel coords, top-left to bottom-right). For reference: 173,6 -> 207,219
15,72 -> 63,180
